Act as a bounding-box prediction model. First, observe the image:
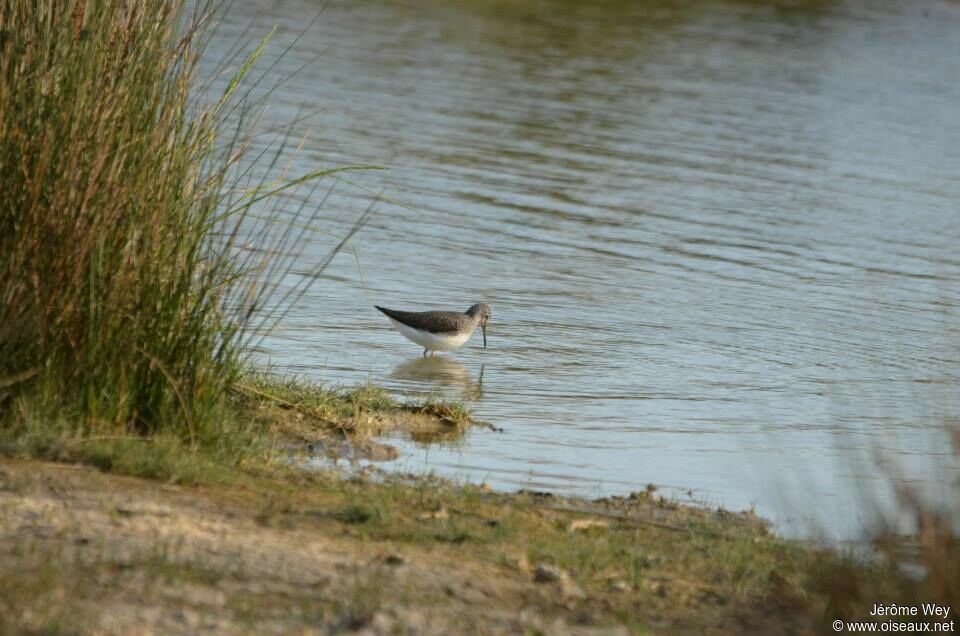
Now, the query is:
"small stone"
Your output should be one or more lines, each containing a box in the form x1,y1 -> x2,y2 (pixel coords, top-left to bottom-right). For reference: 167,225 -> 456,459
370,611 -> 394,631
561,578 -> 586,600
568,518 -> 609,532
417,506 -> 449,520
533,564 -> 562,583
176,608 -> 201,629
642,581 -> 667,597
384,553 -> 404,566
608,579 -> 631,593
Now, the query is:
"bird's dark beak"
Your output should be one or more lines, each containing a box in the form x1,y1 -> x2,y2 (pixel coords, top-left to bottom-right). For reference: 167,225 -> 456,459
482,322 -> 487,348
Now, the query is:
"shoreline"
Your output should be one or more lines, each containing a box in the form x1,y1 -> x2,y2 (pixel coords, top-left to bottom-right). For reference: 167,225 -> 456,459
1,376 -> 948,634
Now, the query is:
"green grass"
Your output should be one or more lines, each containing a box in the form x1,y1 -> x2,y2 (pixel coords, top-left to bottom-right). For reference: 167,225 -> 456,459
3,1 -> 236,437
0,0 -> 398,489
0,0 -> 374,460
235,371 -> 400,421
0,419 -> 259,485
0,363 -> 475,488
236,370 -> 472,422
0,547 -> 94,635
410,397 -> 473,427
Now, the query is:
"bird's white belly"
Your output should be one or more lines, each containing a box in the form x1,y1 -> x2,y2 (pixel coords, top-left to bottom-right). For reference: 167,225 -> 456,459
388,318 -> 473,351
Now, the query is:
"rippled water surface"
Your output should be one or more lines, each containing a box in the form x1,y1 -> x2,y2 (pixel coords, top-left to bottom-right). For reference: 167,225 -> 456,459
205,0 -> 960,539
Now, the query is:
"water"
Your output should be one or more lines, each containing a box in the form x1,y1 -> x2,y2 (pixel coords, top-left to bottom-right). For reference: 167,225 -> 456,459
204,0 -> 960,540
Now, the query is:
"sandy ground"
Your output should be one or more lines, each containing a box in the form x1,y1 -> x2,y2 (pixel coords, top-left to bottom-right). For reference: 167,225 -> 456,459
0,459 -> 819,635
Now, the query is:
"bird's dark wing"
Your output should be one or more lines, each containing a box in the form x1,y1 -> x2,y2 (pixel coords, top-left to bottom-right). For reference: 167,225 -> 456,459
375,306 -> 468,334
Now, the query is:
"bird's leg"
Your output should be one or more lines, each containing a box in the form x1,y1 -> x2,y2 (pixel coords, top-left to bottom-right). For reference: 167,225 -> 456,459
423,348 -> 428,358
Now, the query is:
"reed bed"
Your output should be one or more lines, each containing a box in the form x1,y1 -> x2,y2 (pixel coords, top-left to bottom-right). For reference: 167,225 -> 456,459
0,0 -> 349,455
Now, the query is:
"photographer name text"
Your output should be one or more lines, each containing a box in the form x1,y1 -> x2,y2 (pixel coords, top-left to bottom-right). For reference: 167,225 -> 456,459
871,605 -> 950,619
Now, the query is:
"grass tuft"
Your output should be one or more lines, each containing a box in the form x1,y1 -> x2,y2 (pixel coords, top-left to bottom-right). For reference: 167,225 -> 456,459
2,0 -> 242,440
0,1 -> 372,466
336,504 -> 377,525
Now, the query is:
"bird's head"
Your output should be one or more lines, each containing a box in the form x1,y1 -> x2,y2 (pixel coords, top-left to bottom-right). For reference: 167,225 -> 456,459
466,303 -> 491,348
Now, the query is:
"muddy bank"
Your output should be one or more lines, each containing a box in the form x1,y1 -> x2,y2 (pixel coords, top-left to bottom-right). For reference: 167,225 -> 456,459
233,378 -> 479,463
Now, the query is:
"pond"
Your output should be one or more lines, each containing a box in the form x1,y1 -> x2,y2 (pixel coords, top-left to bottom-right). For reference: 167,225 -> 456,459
204,0 -> 960,540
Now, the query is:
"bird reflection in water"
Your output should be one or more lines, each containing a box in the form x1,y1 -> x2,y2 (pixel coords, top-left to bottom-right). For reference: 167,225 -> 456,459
390,357 -> 484,402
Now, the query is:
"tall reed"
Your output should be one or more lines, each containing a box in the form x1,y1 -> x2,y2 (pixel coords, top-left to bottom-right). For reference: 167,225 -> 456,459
0,0 -> 334,447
